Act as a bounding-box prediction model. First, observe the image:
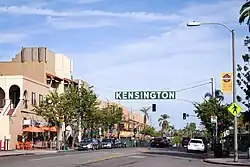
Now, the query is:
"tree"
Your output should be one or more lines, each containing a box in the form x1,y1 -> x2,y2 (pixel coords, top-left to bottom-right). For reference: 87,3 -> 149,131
100,101 -> 123,137
193,96 -> 234,136
33,90 -> 74,149
239,0 -> 250,32
78,86 -> 100,138
187,122 -> 196,138
33,84 -> 101,148
205,90 -> 224,101
236,36 -> 250,125
158,114 -> 170,134
140,125 -> 157,136
140,107 -> 151,138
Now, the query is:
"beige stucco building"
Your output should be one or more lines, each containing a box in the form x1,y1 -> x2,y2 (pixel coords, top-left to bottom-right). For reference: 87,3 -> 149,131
99,100 -> 146,138
0,47 -> 76,150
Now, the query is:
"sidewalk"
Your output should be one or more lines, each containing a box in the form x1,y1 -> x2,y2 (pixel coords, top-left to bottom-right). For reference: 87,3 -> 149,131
204,158 -> 250,166
0,149 -> 75,157
204,152 -> 250,166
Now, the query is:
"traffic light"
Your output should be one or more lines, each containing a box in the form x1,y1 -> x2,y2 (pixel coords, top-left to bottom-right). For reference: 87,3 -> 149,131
183,113 -> 189,120
152,104 -> 156,112
183,113 -> 186,120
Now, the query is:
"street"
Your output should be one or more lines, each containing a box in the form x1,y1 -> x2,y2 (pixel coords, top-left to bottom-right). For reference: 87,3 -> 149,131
0,147 -> 229,167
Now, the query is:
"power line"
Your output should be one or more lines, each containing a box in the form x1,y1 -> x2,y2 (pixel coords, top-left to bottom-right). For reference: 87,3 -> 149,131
175,82 -> 211,92
94,78 -> 212,93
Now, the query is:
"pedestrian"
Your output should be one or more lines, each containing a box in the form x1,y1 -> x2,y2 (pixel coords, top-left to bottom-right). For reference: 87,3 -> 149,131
148,139 -> 151,151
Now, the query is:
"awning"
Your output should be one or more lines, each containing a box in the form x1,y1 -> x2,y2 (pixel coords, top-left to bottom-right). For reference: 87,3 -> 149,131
46,73 -> 63,81
23,126 -> 44,133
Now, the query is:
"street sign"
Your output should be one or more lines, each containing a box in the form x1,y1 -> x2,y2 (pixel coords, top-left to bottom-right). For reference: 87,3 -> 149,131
221,72 -> 232,93
211,116 -> 217,123
228,102 -> 242,116
114,91 -> 176,100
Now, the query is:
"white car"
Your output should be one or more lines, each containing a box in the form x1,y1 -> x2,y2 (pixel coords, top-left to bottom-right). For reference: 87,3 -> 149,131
187,138 -> 205,152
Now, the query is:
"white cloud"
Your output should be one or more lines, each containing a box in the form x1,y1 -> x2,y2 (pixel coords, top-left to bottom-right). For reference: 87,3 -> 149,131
46,16 -> 117,29
0,5 -> 181,22
0,32 -> 26,43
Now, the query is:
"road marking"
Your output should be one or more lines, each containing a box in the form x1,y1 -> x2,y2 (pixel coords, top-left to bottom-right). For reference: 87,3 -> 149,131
29,151 -> 109,161
128,155 -> 146,159
75,152 -> 140,165
29,151 -> 140,162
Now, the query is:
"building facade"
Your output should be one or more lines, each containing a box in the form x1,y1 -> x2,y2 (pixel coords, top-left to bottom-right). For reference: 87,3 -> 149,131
0,47 -> 75,150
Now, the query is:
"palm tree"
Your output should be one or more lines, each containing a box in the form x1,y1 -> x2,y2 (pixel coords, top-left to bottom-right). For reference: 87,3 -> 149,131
188,122 -> 197,138
140,107 -> 151,139
204,90 -> 224,101
169,125 -> 175,137
239,0 -> 250,32
158,114 -> 170,134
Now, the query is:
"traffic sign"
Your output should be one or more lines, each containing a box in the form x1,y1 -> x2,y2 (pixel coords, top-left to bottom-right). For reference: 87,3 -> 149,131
210,116 -> 217,123
228,102 -> 242,116
114,91 -> 176,100
221,72 -> 232,93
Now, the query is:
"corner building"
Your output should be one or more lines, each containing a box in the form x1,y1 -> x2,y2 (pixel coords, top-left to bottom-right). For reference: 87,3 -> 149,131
0,47 -> 76,150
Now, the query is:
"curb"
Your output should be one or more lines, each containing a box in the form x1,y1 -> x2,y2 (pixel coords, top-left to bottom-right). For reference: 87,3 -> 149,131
203,158 -> 250,166
57,149 -> 77,153
0,153 -> 34,157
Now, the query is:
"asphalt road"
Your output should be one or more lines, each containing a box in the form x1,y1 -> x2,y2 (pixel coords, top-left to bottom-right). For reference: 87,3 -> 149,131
85,152 -> 228,167
0,147 -> 228,167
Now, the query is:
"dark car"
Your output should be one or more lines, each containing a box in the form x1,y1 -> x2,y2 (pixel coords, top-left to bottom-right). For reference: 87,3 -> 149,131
96,139 -> 102,149
114,140 -> 123,148
182,137 -> 190,147
79,138 -> 99,150
101,139 -> 114,149
151,137 -> 166,148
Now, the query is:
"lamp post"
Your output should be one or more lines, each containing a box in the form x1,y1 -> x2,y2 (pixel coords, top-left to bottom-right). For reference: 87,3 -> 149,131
187,21 -> 237,162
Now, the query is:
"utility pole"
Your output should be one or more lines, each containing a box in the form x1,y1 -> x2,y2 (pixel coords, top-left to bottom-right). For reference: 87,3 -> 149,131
210,77 -> 218,144
210,78 -> 216,98
78,80 -> 82,143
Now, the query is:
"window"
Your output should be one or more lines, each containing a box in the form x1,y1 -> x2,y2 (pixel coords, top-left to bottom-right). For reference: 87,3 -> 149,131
190,139 -> 202,144
31,92 -> 36,105
39,94 -> 43,103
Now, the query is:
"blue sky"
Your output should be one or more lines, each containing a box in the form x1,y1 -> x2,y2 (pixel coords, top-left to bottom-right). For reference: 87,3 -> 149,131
0,0 -> 248,129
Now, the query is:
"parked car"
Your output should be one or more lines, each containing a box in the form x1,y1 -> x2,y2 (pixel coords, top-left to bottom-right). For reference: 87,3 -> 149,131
187,138 -> 206,153
101,139 -> 114,149
121,141 -> 127,148
182,137 -> 190,147
194,136 -> 208,152
114,140 -> 123,148
96,139 -> 102,149
150,137 -> 166,148
79,138 -> 99,150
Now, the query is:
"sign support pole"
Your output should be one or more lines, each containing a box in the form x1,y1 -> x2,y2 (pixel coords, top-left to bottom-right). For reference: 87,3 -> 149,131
232,29 -> 238,162
215,121 -> 218,143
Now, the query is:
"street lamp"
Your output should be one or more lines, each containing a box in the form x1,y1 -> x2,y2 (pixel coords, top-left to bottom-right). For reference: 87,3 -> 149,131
187,21 -> 238,162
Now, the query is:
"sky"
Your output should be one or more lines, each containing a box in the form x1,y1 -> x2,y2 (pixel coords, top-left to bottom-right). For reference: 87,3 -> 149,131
0,0 -> 248,130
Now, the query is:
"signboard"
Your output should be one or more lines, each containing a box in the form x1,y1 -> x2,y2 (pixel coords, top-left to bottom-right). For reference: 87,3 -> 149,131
221,72 -> 232,93
115,91 -> 176,100
228,102 -> 242,116
210,116 -> 217,123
